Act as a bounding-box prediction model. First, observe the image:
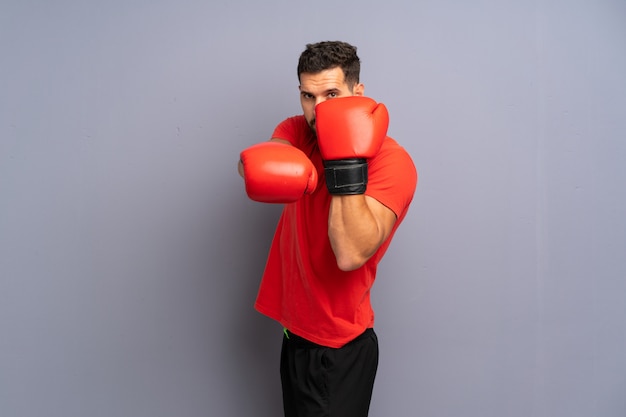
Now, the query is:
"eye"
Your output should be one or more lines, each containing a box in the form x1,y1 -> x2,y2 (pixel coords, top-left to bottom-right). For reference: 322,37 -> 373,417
301,92 -> 314,100
328,92 -> 338,98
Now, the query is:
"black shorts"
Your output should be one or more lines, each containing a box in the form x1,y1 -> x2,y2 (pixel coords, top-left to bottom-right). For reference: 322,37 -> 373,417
280,328 -> 379,417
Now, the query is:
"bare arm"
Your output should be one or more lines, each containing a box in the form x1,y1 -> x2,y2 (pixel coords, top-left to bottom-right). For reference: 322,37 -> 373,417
328,194 -> 397,271
239,138 -> 393,270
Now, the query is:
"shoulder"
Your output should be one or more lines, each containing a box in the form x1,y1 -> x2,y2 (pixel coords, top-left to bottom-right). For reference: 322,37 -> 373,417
272,115 -> 312,144
371,137 -> 416,178
367,136 -> 418,217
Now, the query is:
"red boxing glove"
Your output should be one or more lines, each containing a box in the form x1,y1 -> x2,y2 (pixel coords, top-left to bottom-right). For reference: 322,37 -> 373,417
315,96 -> 389,195
240,142 -> 318,203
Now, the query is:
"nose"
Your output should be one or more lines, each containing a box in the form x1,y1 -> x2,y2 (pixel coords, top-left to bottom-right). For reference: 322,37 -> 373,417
315,97 -> 327,107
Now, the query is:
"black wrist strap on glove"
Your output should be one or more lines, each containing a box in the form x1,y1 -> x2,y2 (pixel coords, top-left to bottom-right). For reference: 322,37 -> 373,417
323,158 -> 368,195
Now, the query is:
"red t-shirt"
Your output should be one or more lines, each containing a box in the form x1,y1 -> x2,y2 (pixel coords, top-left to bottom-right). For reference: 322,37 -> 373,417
254,115 -> 417,348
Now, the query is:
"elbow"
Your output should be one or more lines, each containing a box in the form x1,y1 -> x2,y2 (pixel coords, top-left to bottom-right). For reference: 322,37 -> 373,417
335,253 -> 369,272
329,235 -> 378,272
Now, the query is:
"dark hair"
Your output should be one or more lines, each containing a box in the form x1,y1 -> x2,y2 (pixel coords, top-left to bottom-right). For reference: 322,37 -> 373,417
297,41 -> 360,88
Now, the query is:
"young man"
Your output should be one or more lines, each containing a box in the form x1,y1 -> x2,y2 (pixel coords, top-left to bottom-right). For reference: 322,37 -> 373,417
238,41 -> 417,417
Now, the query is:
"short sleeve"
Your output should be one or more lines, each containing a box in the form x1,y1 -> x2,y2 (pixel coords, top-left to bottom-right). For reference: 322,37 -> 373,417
365,137 -> 417,220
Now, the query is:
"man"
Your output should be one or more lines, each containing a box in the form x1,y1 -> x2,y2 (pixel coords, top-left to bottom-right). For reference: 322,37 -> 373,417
238,41 -> 417,417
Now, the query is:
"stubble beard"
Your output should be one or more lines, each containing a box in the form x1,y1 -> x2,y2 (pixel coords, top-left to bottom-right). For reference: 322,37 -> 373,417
308,118 -> 317,139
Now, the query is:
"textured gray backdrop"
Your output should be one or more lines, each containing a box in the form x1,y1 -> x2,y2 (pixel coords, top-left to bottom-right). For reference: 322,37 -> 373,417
1,0 -> 625,416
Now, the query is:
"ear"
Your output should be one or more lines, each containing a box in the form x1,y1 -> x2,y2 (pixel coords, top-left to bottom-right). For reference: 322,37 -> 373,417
353,83 -> 365,96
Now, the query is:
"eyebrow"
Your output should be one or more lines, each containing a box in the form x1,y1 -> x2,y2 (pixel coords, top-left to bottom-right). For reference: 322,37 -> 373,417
300,88 -> 341,96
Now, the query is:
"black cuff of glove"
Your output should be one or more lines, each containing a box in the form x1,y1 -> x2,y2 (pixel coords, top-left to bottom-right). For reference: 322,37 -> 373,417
323,158 -> 368,195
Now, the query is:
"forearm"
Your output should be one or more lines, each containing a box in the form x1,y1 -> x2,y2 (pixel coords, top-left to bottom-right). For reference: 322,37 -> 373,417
328,195 -> 391,271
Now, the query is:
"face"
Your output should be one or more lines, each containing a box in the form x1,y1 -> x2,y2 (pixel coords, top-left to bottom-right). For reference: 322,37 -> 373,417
299,67 -> 364,135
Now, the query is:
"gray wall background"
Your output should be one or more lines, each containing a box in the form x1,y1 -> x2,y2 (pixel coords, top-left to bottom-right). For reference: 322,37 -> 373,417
1,0 -> 625,416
